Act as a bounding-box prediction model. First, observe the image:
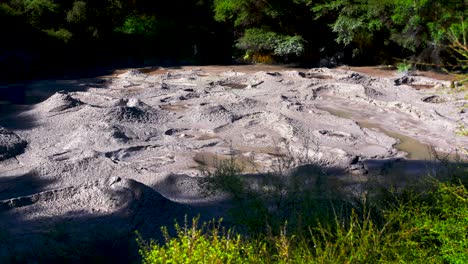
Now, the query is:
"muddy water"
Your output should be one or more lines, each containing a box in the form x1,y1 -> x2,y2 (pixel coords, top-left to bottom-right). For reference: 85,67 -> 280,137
316,106 -> 433,160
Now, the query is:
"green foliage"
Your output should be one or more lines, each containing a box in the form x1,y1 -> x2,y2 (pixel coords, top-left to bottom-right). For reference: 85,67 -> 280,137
213,0 -> 246,25
22,0 -> 57,16
66,1 -> 87,24
213,0 -> 310,61
456,123 -> 468,137
213,0 -> 266,27
313,0 -> 468,64
388,181 -> 468,262
116,14 -> 160,36
198,154 -> 353,236
397,61 -> 412,73
139,178 -> 468,263
313,0 -> 388,46
274,35 -> 305,57
137,219 -> 265,264
43,28 -> 73,42
448,18 -> 468,69
236,28 -> 278,53
139,153 -> 468,263
2,0 -> 468,79
0,2 -> 21,16
236,28 -> 305,58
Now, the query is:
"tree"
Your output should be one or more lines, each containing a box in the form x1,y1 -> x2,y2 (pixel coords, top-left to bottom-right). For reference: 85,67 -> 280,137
213,0 -> 313,61
313,0 -> 468,66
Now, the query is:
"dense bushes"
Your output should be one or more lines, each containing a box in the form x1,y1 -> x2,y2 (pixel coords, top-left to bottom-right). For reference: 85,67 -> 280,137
215,0 -> 468,66
0,0 -> 232,83
236,28 -> 305,62
313,0 -> 468,67
1,0 -> 468,83
139,159 -> 468,263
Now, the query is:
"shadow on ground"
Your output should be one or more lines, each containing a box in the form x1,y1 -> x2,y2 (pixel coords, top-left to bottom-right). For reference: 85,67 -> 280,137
0,156 -> 466,262
0,75 -> 111,130
0,170 -> 55,200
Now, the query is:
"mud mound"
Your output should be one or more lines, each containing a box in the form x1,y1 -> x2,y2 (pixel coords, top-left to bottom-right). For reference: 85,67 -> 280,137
61,123 -> 133,150
0,177 -> 180,218
364,86 -> 384,99
39,91 -> 84,112
105,99 -> 165,123
192,104 -> 235,126
0,177 -> 187,262
0,127 -> 27,161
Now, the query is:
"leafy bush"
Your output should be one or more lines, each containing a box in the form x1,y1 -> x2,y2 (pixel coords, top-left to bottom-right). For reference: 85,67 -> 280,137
66,1 -> 87,24
313,0 -> 468,65
396,61 -> 412,73
236,28 -> 279,53
387,180 -> 468,263
116,14 -> 160,36
456,123 -> 468,137
197,153 -> 344,236
313,0 -> 387,46
447,18 -> 468,86
139,155 -> 468,263
137,219 -> 265,264
236,28 -> 305,60
274,36 -> 305,57
43,28 -> 73,42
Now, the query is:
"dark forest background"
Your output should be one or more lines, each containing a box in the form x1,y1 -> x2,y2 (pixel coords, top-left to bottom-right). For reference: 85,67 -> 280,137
1,0 -> 468,83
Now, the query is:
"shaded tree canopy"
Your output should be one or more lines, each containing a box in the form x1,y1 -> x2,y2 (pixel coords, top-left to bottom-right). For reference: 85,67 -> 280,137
1,0 -> 467,82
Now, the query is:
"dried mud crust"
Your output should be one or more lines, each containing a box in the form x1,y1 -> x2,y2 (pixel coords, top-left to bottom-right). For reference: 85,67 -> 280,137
0,65 -> 467,261
1,65 -> 466,183
2,66 -> 467,183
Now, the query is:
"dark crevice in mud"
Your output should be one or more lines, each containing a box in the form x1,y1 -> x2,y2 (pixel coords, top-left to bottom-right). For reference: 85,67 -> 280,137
164,128 -> 189,136
422,95 -> 445,103
223,83 -> 248,89
104,145 -> 160,161
299,71 -> 334,80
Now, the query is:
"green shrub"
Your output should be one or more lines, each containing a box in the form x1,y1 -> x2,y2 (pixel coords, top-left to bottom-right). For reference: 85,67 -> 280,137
139,156 -> 468,263
197,156 -> 344,236
456,123 -> 468,137
43,28 -> 73,42
137,219 -> 267,264
396,61 -> 412,73
236,28 -> 305,59
387,180 -> 468,263
274,35 -> 305,57
115,14 -> 160,36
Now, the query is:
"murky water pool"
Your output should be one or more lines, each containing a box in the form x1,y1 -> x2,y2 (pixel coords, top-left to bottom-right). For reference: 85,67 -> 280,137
316,106 -> 433,160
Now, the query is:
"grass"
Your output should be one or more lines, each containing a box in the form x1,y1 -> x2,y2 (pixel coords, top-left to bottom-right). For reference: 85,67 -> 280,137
456,123 -> 468,136
138,155 -> 468,263
396,61 -> 412,73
